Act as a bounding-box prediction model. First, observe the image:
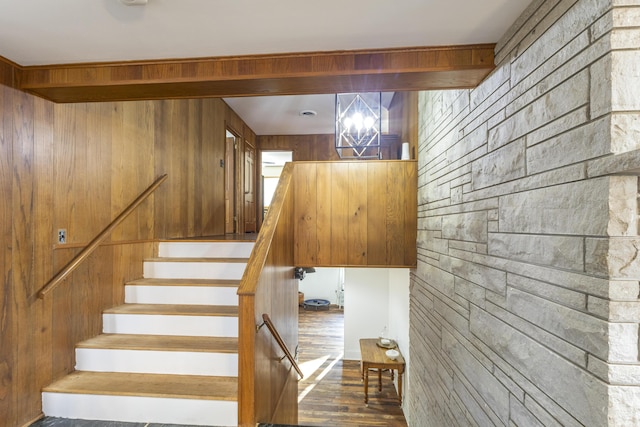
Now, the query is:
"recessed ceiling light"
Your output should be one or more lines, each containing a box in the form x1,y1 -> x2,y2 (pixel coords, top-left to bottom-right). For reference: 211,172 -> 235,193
300,110 -> 317,117
119,0 -> 148,5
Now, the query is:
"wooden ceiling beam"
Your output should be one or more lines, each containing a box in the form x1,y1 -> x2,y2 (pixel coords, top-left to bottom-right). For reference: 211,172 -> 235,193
13,44 -> 495,103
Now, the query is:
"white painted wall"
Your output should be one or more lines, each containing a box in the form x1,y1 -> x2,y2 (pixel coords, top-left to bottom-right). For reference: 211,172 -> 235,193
298,267 -> 342,304
343,268 -> 410,360
388,268 -> 410,402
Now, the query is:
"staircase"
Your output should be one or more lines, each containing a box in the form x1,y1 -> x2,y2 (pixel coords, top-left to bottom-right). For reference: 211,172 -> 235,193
42,239 -> 255,426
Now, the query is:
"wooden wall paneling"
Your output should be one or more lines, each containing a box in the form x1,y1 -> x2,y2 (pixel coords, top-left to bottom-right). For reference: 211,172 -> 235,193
12,89 -> 39,420
51,250 -> 76,379
388,92 -> 419,160
53,103 -> 77,246
385,162 -> 405,266
112,101 -> 155,241
403,162 -> 418,266
366,163 -> 387,266
293,163 -> 317,265
243,138 -> 257,233
257,135 -> 337,162
330,162 -> 349,265
253,193 -> 297,425
0,56 -> 16,88
347,163 -> 368,265
306,135 -> 339,162
111,242 -> 154,304
200,99 -> 226,236
238,294 -> 256,427
178,100 -> 193,237
187,99 -> 200,237
71,104 -> 92,242
32,95 -> 55,410
0,85 -> 15,427
86,103 -> 113,238
153,100 -> 169,238
236,134 -> 244,235
315,163 -> 332,265
154,100 -> 190,238
238,164 -> 297,426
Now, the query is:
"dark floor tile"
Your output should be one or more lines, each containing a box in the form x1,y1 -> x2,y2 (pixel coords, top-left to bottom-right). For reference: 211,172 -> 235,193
31,418 -> 145,427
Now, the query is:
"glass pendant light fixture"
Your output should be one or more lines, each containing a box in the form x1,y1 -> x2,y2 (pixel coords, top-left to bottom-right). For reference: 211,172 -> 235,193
335,92 -> 382,159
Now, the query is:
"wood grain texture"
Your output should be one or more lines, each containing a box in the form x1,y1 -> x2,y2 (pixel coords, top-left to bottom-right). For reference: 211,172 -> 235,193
238,163 -> 298,426
17,45 -> 495,103
294,161 -> 417,268
43,371 -> 238,400
0,55 -> 18,88
298,307 -> 407,426
0,86 -> 254,427
257,134 -> 403,161
388,92 -> 419,160
1,85 -> 16,426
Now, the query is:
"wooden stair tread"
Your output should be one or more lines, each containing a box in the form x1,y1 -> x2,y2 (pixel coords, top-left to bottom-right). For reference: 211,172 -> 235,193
77,334 -> 238,353
126,278 -> 240,287
161,235 -> 256,242
43,371 -> 237,401
104,304 -> 238,316
145,257 -> 249,263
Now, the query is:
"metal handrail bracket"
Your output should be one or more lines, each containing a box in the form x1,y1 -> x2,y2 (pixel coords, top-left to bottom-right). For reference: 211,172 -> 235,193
261,313 -> 304,380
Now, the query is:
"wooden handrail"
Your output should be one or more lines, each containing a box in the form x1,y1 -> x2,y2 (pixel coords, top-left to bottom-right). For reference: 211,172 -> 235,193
38,174 -> 168,299
261,313 -> 304,380
238,162 -> 294,296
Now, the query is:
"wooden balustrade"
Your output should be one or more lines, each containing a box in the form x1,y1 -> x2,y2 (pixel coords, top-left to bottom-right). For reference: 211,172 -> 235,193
236,160 -> 416,426
238,162 -> 298,426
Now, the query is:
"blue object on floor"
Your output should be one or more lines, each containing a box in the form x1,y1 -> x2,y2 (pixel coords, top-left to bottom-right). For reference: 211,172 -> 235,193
303,299 -> 330,310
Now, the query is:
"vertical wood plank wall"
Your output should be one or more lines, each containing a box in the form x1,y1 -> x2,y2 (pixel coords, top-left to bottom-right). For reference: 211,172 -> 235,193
257,134 -> 404,162
238,164 -> 297,426
0,83 -> 253,427
293,161 -> 417,267
238,160 -> 417,425
388,91 -> 419,160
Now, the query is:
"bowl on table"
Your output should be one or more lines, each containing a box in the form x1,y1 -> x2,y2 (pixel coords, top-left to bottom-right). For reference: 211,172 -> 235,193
385,349 -> 400,360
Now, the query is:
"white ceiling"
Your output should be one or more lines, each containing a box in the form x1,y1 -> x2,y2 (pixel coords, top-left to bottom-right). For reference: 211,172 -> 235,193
0,0 -> 532,135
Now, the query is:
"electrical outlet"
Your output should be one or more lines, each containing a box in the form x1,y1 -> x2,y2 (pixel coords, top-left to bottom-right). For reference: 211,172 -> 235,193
58,229 -> 66,244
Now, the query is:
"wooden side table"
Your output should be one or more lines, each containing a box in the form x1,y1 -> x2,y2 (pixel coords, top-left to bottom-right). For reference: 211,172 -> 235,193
359,338 -> 405,406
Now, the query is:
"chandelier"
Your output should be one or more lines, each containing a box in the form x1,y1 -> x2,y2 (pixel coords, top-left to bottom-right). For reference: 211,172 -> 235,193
335,92 -> 382,159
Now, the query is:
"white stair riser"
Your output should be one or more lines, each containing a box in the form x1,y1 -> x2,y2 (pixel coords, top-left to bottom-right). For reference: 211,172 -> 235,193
159,242 -> 254,258
76,348 -> 238,377
144,261 -> 246,280
103,314 -> 238,337
125,285 -> 238,306
42,393 -> 237,426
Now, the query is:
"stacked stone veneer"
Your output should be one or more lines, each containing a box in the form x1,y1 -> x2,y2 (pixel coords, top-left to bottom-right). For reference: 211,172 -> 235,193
409,0 -> 640,425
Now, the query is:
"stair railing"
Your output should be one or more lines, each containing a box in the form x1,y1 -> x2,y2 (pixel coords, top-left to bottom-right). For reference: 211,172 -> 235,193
38,174 -> 168,299
259,313 -> 304,379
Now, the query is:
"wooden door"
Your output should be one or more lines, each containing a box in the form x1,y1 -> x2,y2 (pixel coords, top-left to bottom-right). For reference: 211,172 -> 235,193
244,140 -> 256,232
225,130 -> 236,234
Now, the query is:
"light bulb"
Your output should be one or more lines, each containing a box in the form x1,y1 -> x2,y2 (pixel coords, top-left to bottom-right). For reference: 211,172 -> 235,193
343,117 -> 353,129
353,112 -> 364,131
364,116 -> 375,129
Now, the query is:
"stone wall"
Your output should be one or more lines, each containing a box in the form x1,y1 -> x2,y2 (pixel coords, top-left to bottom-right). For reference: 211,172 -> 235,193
409,0 -> 640,425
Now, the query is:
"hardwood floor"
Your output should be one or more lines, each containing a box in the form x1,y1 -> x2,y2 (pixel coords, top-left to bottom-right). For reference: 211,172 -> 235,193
297,306 -> 408,427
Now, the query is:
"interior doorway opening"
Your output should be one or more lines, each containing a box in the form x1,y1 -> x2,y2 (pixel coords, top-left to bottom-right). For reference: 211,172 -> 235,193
225,129 -> 239,234
260,150 -> 292,222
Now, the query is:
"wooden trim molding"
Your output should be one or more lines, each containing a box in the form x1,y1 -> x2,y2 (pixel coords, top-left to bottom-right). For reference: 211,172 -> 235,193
15,44 -> 495,103
0,55 -> 19,88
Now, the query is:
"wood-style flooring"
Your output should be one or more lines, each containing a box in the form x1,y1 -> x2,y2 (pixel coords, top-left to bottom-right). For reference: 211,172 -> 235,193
297,306 -> 408,427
